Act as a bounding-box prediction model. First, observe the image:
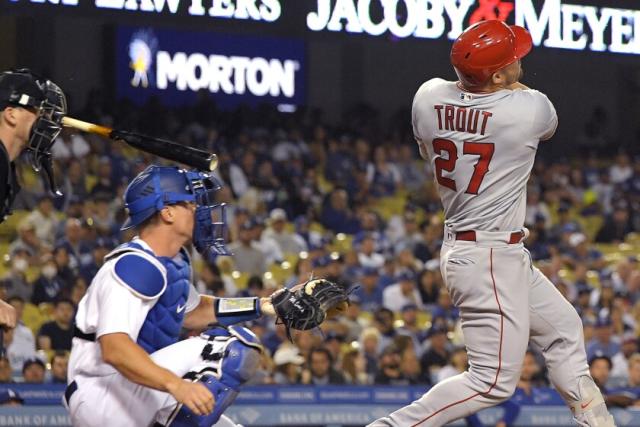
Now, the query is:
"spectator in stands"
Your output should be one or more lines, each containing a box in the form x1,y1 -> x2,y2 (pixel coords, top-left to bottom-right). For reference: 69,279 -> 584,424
31,254 -> 65,305
342,349 -> 370,384
357,233 -> 385,270
430,287 -> 460,329
52,127 -> 90,161
367,146 -> 401,198
272,346 -> 304,385
397,304 -> 422,355
420,323 -> 450,385
596,200 -> 633,243
339,295 -> 365,342
417,268 -> 440,305
0,389 -> 23,406
374,344 -> 410,385
52,245 -> 76,289
56,218 -> 90,270
37,298 -> 74,351
61,160 -> 89,204
611,334 -> 639,383
395,335 -> 421,384
352,267 -> 383,313
262,208 -> 306,255
9,219 -> 46,262
79,237 -> 115,284
625,353 -> 640,388
587,316 -> 621,360
610,152 -> 633,184
565,233 -> 605,271
227,220 -> 268,276
49,351 -> 68,384
22,358 -> 45,384
196,262 -> 236,297
575,284 -> 595,317
323,331 -> 345,369
320,188 -> 360,235
413,219 -> 440,264
301,347 -> 346,385
0,357 -> 13,383
382,270 -> 422,312
6,296 -> 35,362
525,188 -> 551,229
252,216 -> 284,266
90,156 -> 117,198
90,194 -> 118,237
3,248 -> 31,301
589,354 -> 636,408
395,144 -> 427,193
373,308 -> 396,352
67,276 -> 87,307
360,327 -> 381,378
436,347 -> 468,384
25,195 -> 58,244
4,320 -> 36,376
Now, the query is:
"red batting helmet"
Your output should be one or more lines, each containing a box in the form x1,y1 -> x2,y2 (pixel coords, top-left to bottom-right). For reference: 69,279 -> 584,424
451,20 -> 533,90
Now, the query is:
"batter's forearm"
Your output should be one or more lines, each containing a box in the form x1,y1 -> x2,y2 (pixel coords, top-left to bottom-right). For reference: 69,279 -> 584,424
99,333 -> 181,393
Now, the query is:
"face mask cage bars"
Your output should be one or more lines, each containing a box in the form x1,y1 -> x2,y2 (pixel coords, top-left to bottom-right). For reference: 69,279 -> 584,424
188,171 -> 231,261
26,80 -> 67,196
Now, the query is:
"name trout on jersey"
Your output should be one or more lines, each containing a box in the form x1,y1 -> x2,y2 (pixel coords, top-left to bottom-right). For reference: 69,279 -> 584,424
434,105 -> 493,135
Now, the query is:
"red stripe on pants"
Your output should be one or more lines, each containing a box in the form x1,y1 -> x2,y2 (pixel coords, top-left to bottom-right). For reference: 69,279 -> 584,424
411,248 -> 504,427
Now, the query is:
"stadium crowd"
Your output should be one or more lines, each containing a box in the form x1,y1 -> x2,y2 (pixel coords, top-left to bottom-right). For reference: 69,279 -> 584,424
1,99 -> 640,410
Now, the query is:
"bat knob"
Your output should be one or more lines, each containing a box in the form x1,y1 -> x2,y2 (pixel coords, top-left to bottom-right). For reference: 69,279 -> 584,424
208,154 -> 218,172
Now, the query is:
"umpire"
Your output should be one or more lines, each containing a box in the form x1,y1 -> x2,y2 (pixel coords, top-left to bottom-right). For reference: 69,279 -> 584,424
0,69 -> 66,333
0,68 -> 66,223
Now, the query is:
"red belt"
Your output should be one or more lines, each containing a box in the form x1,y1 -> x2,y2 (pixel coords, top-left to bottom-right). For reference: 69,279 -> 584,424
455,230 -> 524,244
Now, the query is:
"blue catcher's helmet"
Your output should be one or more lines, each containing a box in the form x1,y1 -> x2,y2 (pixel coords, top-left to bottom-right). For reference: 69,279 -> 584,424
122,165 -> 230,260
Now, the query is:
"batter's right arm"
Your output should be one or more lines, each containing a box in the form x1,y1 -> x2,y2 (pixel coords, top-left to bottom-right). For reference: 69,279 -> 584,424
99,333 -> 214,416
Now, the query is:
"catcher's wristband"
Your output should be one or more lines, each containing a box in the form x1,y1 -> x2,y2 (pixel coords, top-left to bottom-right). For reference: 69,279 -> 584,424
214,297 -> 261,326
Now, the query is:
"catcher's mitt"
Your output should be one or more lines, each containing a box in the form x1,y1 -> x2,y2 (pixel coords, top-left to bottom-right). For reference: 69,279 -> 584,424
271,278 -> 349,341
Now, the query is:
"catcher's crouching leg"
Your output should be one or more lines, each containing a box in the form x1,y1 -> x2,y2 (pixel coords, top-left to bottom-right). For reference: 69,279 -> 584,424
167,326 -> 263,427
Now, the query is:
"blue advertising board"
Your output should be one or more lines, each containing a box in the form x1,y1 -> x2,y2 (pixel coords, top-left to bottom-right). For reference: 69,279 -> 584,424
115,26 -> 305,109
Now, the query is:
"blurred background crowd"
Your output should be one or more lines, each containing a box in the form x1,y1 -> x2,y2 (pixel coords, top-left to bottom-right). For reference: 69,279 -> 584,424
1,98 -> 640,409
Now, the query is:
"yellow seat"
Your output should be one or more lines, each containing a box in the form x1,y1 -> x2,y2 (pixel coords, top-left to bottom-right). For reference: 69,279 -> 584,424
0,210 -> 29,240
267,262 -> 292,287
23,303 -> 50,336
227,272 -> 250,290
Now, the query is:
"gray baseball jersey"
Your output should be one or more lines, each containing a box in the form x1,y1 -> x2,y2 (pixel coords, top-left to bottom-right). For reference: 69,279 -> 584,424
411,78 -> 557,232
368,79 -> 614,427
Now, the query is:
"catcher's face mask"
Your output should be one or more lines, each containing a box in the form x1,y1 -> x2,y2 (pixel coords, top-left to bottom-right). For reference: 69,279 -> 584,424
186,170 -> 231,261
122,166 -> 230,261
0,69 -> 67,195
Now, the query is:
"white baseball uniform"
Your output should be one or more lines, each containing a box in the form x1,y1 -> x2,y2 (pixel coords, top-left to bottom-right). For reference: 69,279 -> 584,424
66,238 -> 239,427
369,79 -> 613,426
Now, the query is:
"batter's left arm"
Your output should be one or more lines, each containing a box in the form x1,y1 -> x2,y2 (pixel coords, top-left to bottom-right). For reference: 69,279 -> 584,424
416,138 -> 429,160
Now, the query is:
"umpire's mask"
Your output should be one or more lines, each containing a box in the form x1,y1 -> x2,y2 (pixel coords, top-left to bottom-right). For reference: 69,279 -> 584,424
0,68 -> 67,195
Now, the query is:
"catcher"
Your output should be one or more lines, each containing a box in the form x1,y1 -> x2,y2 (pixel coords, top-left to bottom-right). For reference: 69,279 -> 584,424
65,165 -> 348,427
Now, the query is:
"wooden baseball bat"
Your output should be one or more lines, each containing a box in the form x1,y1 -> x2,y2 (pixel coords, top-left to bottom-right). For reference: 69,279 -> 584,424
61,116 -> 218,172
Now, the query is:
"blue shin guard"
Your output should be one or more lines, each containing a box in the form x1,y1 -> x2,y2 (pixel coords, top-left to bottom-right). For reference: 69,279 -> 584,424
167,326 -> 262,427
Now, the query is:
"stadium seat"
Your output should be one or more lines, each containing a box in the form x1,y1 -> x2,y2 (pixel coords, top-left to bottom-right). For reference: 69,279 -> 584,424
23,303 -> 50,336
0,210 -> 29,240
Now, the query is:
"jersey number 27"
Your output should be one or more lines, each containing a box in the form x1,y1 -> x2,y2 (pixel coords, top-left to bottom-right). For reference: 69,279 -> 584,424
432,138 -> 495,195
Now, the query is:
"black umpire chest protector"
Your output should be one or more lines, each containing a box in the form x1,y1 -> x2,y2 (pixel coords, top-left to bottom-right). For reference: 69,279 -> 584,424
0,140 -> 20,223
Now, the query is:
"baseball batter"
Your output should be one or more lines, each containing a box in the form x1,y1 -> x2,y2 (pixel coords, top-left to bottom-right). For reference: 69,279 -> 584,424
369,21 -> 615,427
65,165 -> 279,427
